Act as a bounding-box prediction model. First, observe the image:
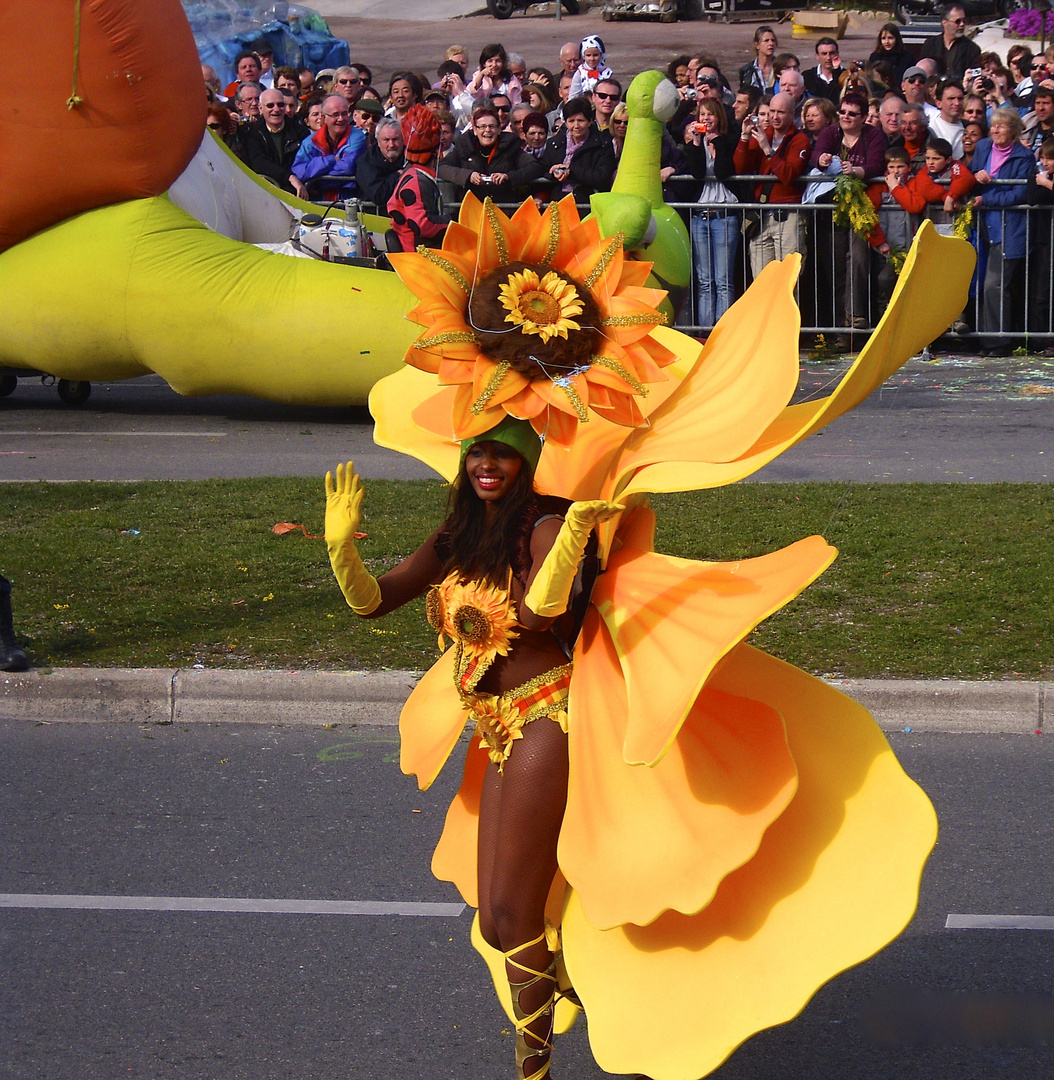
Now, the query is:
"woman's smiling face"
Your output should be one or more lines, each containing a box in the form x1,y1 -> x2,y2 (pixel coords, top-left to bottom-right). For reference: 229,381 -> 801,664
465,442 -> 523,505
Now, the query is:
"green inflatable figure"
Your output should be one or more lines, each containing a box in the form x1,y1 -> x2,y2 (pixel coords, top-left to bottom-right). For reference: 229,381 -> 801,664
590,71 -> 692,321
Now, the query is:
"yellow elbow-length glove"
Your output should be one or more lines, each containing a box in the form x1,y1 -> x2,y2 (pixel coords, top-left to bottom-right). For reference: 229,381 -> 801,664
324,461 -> 381,616
524,500 -> 624,618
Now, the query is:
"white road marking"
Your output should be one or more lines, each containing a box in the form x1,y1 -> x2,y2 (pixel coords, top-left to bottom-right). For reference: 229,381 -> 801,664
0,893 -> 465,917
946,914 -> 1054,930
0,431 -> 227,437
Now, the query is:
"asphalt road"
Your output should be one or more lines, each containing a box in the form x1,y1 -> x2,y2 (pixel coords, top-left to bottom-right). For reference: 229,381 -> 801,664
2,718 -> 1054,1080
1,355 -> 1051,483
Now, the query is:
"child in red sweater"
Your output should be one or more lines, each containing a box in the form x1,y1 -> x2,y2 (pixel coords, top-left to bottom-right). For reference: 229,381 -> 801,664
883,136 -> 975,230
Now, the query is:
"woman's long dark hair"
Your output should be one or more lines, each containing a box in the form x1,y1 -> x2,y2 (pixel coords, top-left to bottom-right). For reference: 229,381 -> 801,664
479,43 -> 511,83
440,452 -> 536,586
874,22 -> 904,53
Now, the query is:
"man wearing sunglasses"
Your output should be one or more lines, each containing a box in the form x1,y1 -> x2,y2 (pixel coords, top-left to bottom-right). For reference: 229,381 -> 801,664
593,78 -> 622,132
245,88 -> 310,198
919,4 -> 981,79
292,94 -> 367,202
332,66 -> 363,106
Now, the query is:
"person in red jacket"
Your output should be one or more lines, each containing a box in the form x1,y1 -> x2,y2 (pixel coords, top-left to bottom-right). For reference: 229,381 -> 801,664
733,92 -> 811,278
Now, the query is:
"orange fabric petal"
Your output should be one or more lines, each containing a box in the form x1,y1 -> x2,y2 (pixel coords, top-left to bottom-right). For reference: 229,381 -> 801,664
398,647 -> 467,790
369,368 -> 460,481
431,734 -> 487,906
389,250 -> 469,313
562,610 -> 797,929
593,535 -> 837,765
450,383 -> 505,439
440,220 -> 479,258
561,644 -> 938,1080
517,196 -> 580,268
499,384 -> 550,420
506,198 -> 545,260
618,258 -> 655,289
474,197 -> 512,277
532,403 -> 579,449
470,358 -> 530,409
589,393 -> 645,429
457,191 -> 485,234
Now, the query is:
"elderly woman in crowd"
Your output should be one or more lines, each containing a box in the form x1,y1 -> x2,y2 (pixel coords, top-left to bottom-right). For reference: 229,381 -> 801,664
970,106 -> 1034,355
802,97 -> 836,149
539,95 -> 616,203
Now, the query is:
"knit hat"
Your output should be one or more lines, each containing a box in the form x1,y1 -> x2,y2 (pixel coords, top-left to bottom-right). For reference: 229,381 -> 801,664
402,104 -> 442,163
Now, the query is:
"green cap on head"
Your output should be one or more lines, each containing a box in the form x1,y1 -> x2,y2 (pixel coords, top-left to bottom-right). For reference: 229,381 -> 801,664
460,415 -> 543,473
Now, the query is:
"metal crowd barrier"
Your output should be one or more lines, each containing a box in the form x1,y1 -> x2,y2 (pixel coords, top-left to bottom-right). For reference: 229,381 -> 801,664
420,174 -> 1052,348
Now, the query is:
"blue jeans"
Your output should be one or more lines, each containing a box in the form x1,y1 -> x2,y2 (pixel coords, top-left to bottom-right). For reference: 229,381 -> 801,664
691,210 -> 739,328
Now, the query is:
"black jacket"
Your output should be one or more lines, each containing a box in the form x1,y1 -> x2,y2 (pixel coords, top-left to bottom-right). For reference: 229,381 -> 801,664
244,119 -> 310,193
918,33 -> 981,78
355,144 -> 404,209
437,130 -> 543,201
803,66 -> 845,105
538,124 -> 616,202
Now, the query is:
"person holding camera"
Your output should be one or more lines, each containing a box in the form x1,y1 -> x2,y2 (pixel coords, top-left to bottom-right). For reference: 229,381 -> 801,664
539,96 -> 616,203
438,105 -> 542,203
683,97 -> 740,327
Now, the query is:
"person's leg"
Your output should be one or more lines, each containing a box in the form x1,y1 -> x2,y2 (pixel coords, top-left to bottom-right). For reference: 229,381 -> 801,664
713,213 -> 739,322
691,212 -> 716,327
477,717 -> 569,1079
0,575 -> 28,672
750,213 -> 775,282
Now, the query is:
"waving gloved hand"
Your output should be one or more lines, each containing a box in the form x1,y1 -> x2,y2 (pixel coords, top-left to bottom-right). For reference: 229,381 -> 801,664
524,500 -> 624,618
324,461 -> 381,616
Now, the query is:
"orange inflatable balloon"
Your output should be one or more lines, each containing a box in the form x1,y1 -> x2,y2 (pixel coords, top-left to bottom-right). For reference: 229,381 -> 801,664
0,0 -> 205,252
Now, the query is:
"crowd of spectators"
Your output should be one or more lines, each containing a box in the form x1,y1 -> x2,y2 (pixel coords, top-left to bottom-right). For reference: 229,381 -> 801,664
202,6 -> 1054,350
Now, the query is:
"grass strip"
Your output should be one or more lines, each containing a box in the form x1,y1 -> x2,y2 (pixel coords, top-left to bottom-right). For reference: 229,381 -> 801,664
0,480 -> 1050,679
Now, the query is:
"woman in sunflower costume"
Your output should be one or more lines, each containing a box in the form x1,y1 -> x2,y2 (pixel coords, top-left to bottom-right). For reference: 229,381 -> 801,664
326,142 -> 975,1077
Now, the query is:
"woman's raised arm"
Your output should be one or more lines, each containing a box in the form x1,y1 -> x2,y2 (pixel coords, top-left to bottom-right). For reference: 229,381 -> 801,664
324,461 -> 444,619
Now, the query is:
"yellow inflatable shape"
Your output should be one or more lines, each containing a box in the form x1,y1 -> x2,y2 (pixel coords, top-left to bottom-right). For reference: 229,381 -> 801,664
561,641 -> 938,1080
0,195 -> 418,404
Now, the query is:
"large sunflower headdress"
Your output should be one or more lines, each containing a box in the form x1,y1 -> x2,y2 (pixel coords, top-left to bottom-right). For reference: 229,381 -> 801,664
387,194 -> 675,450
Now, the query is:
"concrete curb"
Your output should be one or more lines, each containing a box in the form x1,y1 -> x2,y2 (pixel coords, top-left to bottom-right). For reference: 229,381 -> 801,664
0,668 -> 1049,734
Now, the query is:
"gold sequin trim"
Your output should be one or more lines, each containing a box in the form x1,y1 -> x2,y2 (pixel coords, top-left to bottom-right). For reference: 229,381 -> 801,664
588,355 -> 648,396
470,360 -> 511,415
558,380 -> 589,421
583,232 -> 624,289
483,198 -> 509,266
414,330 -> 477,351
416,247 -> 471,292
507,663 -> 573,705
541,202 -> 560,267
600,312 -> 669,328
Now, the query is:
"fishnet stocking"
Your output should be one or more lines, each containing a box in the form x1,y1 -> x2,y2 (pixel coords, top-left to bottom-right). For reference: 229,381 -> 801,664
477,716 -> 569,1078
